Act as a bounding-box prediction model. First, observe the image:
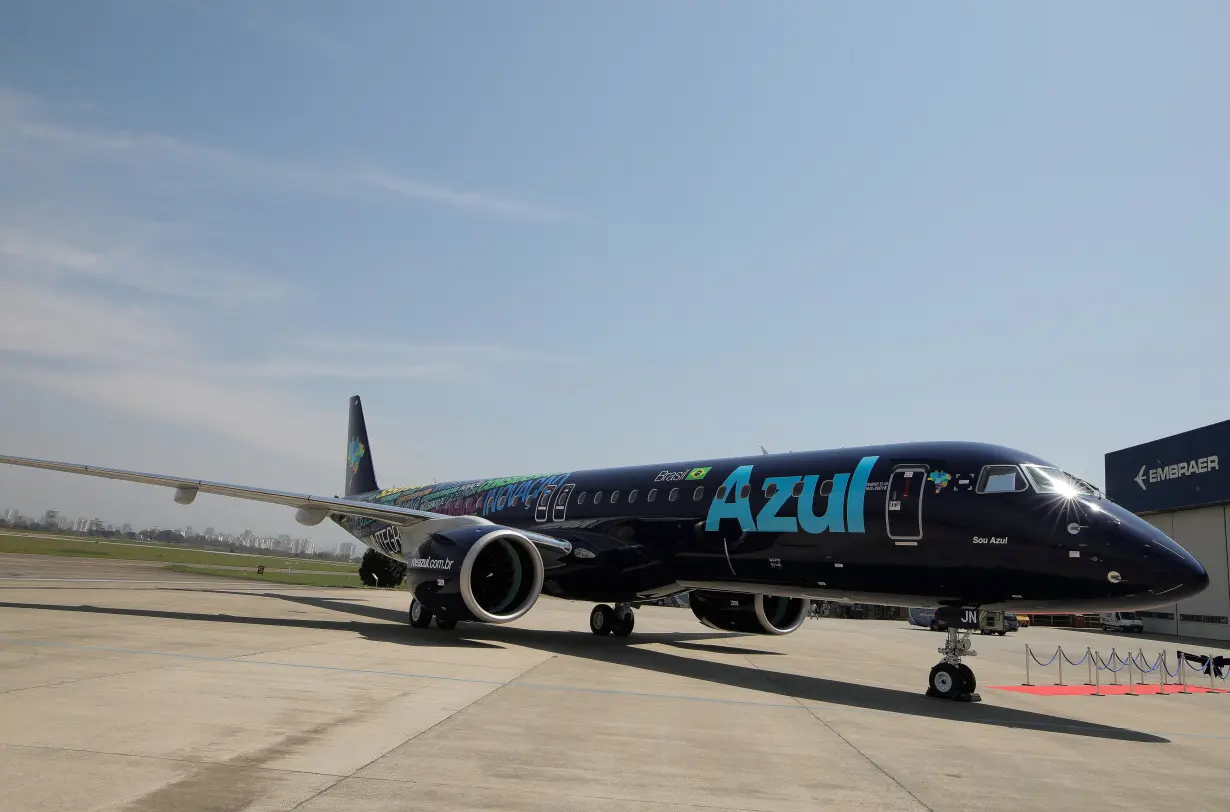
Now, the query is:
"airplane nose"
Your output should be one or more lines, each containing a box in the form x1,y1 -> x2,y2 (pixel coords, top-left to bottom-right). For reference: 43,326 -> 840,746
1171,555 -> 1210,603
1130,519 -> 1209,603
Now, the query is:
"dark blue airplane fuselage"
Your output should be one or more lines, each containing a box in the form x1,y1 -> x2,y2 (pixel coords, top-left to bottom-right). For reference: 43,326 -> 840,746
340,440 -> 1209,614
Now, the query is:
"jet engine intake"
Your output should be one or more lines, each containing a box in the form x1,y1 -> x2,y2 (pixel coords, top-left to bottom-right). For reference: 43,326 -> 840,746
689,590 -> 809,635
406,524 -> 544,624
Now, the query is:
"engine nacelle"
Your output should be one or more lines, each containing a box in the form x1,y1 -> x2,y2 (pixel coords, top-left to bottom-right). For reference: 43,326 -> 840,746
405,524 -> 544,624
689,590 -> 809,635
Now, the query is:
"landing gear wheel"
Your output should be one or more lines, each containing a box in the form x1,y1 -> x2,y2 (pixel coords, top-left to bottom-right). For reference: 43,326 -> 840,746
928,663 -> 963,700
435,616 -> 457,631
957,663 -> 977,693
409,599 -> 433,629
590,604 -> 615,636
612,606 -> 635,637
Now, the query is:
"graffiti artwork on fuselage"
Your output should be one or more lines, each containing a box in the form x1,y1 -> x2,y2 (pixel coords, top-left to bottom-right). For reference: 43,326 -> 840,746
348,471 -> 573,534
705,456 -> 879,535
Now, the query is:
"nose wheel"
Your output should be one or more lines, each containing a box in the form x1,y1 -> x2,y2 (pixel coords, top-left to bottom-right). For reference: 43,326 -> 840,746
926,628 -> 981,702
590,603 -> 635,637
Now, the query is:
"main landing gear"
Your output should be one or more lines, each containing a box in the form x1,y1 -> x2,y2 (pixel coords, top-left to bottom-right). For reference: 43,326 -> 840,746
408,598 -> 456,631
927,627 -> 981,702
590,603 -> 635,637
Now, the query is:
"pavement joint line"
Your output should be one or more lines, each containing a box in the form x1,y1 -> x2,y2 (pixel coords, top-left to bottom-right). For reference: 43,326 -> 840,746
0,636 -> 815,708
5,637 -> 1230,742
742,654 -> 934,812
288,652 -> 560,810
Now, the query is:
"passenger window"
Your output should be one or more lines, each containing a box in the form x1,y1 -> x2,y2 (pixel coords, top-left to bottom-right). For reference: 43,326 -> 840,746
976,465 -> 1028,494
791,480 -> 805,498
647,489 -> 658,503
577,492 -> 587,505
739,484 -> 751,499
693,486 -> 704,501
819,480 -> 833,497
716,485 -> 727,499
611,491 -> 621,504
765,482 -> 778,497
669,488 -> 679,502
628,489 -> 638,503
594,491 -> 604,505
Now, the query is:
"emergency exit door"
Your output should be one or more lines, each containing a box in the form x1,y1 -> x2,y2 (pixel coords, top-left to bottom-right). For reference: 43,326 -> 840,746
886,466 -> 925,543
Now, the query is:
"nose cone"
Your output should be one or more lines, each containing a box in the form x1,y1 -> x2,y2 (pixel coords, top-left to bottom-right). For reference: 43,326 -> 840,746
1109,504 -> 1209,604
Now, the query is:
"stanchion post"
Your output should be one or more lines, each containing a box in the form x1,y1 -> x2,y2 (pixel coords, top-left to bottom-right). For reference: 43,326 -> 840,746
1094,653 -> 1103,696
1181,653 -> 1191,694
1085,647 -> 1094,686
1057,646 -> 1065,686
1127,653 -> 1137,696
1112,650 -> 1120,685
1158,652 -> 1168,695
1023,644 -> 1032,686
1210,656 -> 1216,694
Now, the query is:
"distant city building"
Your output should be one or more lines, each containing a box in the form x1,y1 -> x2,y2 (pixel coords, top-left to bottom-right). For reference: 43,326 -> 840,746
337,541 -> 356,559
43,509 -> 58,528
186,526 -> 195,537
90,519 -> 104,533
204,526 -> 215,538
122,524 -> 133,534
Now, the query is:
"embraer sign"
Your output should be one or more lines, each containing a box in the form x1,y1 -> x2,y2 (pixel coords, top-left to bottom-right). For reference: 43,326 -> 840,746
1107,421 -> 1230,513
1135,456 -> 1219,490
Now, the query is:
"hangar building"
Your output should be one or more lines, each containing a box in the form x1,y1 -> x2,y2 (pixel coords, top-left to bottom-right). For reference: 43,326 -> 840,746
1105,421 -> 1230,641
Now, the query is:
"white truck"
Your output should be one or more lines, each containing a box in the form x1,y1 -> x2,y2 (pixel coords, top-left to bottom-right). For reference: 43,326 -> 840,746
1099,611 -> 1144,633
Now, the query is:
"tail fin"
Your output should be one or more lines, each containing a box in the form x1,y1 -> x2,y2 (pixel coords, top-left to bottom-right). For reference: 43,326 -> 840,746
345,395 -> 378,497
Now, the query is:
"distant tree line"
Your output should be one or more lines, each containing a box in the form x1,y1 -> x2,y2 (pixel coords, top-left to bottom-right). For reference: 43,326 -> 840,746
0,517 -> 356,564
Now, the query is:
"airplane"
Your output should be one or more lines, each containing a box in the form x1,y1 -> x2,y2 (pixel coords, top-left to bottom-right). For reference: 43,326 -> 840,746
0,395 -> 1209,702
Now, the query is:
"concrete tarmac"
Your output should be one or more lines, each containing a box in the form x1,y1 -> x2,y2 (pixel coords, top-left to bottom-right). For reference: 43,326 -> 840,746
1,553 -> 1228,812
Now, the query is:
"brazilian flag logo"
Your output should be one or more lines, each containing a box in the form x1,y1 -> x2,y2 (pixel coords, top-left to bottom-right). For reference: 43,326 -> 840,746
686,467 -> 711,481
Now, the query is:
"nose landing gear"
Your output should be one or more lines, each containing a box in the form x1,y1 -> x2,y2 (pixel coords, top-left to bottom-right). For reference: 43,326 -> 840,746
927,627 -> 981,702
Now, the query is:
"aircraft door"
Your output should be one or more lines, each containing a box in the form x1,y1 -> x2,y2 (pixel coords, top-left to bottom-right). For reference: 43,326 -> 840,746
886,467 -> 925,542
551,484 -> 574,522
534,485 -> 558,522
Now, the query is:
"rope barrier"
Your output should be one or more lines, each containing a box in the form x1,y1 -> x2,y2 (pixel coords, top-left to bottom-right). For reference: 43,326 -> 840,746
1022,644 -> 1230,695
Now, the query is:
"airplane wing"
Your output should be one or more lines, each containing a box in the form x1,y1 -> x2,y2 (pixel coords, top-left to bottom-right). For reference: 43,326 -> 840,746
0,454 -> 572,555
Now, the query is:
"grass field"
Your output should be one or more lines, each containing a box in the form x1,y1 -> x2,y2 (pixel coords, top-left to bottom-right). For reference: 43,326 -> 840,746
0,532 -> 358,573
169,565 -> 365,588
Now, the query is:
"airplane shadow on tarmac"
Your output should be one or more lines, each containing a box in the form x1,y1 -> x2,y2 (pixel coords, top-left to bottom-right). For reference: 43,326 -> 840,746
0,593 -> 1166,744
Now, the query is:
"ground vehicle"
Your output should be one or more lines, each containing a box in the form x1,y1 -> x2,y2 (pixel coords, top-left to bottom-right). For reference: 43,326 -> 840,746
1100,611 -> 1144,633
978,612 -> 1018,635
1016,614 -> 1032,627
908,608 -> 938,628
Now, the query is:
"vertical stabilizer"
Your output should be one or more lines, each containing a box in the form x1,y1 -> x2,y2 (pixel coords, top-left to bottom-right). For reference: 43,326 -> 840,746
345,395 -> 378,497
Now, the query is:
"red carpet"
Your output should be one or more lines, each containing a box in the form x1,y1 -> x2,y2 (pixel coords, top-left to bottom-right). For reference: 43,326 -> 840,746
991,684 -> 1229,695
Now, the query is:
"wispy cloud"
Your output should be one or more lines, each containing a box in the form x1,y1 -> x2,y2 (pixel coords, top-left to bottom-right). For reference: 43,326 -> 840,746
0,87 -> 568,222
0,220 -> 288,306
0,85 -> 540,458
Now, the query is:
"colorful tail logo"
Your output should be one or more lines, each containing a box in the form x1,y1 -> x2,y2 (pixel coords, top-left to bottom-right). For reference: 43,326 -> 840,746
348,438 -> 366,474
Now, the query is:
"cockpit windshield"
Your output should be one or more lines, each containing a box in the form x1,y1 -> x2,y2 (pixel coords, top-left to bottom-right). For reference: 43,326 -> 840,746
1021,465 -> 1101,498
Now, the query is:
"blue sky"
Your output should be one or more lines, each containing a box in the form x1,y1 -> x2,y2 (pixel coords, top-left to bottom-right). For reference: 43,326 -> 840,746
1,2 -> 1227,546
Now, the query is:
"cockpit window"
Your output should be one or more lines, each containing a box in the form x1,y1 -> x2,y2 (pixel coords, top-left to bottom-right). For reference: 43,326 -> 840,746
1021,465 -> 1099,497
976,465 -> 1029,494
